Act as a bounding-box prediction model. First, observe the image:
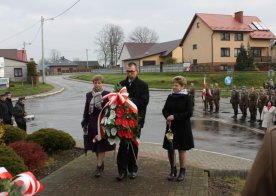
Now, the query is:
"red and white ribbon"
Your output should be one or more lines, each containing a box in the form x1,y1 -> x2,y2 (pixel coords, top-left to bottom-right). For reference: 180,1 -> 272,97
94,87 -> 138,145
0,167 -> 43,196
0,167 -> 12,179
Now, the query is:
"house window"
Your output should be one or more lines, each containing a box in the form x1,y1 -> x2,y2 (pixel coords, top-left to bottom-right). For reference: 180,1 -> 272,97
14,68 -> 23,77
193,44 -> 197,50
234,48 -> 241,57
252,48 -> 261,57
235,32 -> 243,41
193,59 -> 198,64
221,32 -> 230,41
197,22 -> 200,28
221,48 -> 230,57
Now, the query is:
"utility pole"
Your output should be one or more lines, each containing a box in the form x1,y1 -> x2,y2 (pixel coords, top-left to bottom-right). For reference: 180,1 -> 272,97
86,49 -> 90,71
41,16 -> 54,84
41,16 -> 45,84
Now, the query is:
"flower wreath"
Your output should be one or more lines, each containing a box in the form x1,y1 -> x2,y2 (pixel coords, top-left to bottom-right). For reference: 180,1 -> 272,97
93,86 -> 140,146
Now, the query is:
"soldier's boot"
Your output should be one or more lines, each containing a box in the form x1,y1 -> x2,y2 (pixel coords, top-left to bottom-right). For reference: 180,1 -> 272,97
215,107 -> 219,113
240,115 -> 246,121
248,115 -> 253,123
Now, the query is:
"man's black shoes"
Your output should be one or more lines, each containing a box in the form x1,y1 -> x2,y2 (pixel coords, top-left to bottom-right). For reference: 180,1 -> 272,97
129,172 -> 137,179
116,172 -> 127,181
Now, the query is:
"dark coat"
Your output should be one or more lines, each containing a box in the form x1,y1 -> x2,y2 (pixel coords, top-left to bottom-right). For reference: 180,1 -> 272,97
162,93 -> 194,150
120,76 -> 149,128
5,98 -> 13,118
13,102 -> 26,131
242,127 -> 276,196
81,90 -> 115,153
0,100 -> 10,123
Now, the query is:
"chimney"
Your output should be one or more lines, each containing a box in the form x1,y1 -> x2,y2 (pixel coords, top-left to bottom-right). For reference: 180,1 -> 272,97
235,11 -> 243,23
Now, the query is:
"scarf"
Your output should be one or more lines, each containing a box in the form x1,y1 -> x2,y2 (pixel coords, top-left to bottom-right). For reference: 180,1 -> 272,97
89,88 -> 103,115
171,89 -> 188,95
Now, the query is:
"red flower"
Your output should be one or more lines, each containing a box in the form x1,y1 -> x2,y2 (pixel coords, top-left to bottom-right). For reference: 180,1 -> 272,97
125,131 -> 134,139
116,107 -> 125,118
128,118 -> 137,128
118,130 -> 125,138
121,118 -> 129,128
115,117 -> 123,125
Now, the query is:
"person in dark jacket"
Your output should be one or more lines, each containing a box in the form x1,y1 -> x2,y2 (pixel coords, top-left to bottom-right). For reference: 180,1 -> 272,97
5,92 -> 13,125
81,75 -> 115,177
116,62 -> 149,181
13,97 -> 27,131
162,76 -> 194,182
230,85 -> 240,119
0,94 -> 10,124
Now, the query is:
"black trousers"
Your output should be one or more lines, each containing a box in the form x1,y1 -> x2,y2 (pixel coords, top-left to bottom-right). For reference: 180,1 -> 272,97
15,118 -> 27,131
117,140 -> 138,174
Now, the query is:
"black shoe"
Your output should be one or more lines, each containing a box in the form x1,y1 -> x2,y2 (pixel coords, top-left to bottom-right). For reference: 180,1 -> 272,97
116,172 -> 127,181
177,168 -> 186,182
95,166 -> 102,178
101,162 -> 104,172
129,172 -> 137,179
167,167 -> 177,181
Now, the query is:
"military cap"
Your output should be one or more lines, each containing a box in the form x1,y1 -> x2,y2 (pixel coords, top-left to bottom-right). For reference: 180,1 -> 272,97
18,96 -> 25,101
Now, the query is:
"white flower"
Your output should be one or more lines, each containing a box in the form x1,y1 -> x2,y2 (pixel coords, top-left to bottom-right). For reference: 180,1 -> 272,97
111,127 -> 117,136
101,117 -> 107,124
105,128 -> 111,137
108,136 -> 120,145
111,104 -> 116,109
109,110 -> 116,118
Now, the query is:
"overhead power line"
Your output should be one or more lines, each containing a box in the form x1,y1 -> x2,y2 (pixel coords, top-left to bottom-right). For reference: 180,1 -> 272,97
51,0 -> 81,20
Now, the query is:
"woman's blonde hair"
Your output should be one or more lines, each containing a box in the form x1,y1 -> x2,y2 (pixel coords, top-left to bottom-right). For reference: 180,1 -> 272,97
92,75 -> 104,83
172,76 -> 186,87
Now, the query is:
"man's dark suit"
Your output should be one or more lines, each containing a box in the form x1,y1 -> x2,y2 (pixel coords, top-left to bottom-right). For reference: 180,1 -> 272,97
117,76 -> 149,176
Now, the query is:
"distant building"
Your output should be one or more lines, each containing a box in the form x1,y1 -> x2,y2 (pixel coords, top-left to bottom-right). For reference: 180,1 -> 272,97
180,11 -> 276,72
48,57 -> 100,74
119,39 -> 183,67
0,49 -> 28,82
73,61 -> 100,69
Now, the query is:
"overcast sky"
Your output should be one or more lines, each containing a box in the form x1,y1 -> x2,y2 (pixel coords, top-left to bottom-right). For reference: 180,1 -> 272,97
0,0 -> 275,64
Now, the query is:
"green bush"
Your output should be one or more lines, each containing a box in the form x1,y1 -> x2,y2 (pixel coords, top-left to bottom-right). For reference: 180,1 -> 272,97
27,128 -> 76,153
2,125 -> 27,145
0,145 -> 28,175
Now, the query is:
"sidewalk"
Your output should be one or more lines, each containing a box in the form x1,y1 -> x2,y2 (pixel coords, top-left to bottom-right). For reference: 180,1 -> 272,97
39,142 -> 252,196
37,79 -> 253,195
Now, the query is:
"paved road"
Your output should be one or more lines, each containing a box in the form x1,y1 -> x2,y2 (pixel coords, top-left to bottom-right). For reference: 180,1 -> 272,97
26,75 -> 263,160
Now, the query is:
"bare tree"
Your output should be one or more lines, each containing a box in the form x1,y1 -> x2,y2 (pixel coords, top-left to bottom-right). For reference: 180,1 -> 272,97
49,49 -> 61,63
95,24 -> 124,67
128,26 -> 159,43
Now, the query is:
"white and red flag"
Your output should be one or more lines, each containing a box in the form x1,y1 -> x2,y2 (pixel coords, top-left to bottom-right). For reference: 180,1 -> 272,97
202,76 -> 207,100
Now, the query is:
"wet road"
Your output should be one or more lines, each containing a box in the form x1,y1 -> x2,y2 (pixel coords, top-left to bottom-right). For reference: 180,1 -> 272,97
26,76 -> 263,160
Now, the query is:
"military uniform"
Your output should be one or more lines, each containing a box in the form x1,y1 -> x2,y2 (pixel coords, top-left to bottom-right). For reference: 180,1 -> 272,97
213,83 -> 220,113
188,83 -> 195,106
230,86 -> 240,119
257,88 -> 268,122
206,86 -> 213,113
248,87 -> 258,122
239,87 -> 249,121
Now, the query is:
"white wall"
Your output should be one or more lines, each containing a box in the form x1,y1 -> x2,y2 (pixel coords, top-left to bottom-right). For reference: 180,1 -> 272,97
4,58 -> 27,82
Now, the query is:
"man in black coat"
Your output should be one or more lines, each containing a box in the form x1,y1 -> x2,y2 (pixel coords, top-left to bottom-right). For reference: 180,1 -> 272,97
116,62 -> 149,181
13,97 -> 27,131
0,94 -> 10,124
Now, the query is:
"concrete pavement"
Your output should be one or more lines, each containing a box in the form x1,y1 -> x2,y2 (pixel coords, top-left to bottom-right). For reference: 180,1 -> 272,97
36,78 -> 256,195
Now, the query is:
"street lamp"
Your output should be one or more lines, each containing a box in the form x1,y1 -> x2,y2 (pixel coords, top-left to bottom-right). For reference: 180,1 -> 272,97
41,16 -> 54,84
86,49 -> 90,71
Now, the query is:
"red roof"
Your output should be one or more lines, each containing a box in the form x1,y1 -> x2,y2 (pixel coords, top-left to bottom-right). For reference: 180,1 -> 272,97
0,49 -> 27,62
180,12 -> 276,45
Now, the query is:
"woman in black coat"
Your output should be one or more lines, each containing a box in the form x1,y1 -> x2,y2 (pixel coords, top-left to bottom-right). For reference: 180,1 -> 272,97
162,76 -> 194,181
82,75 -> 115,177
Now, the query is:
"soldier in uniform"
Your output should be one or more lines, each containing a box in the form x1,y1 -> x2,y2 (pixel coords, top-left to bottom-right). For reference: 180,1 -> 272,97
248,87 -> 258,123
230,85 -> 240,119
188,83 -> 195,106
213,83 -> 220,113
206,84 -> 214,113
239,86 -> 249,121
257,87 -> 268,123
